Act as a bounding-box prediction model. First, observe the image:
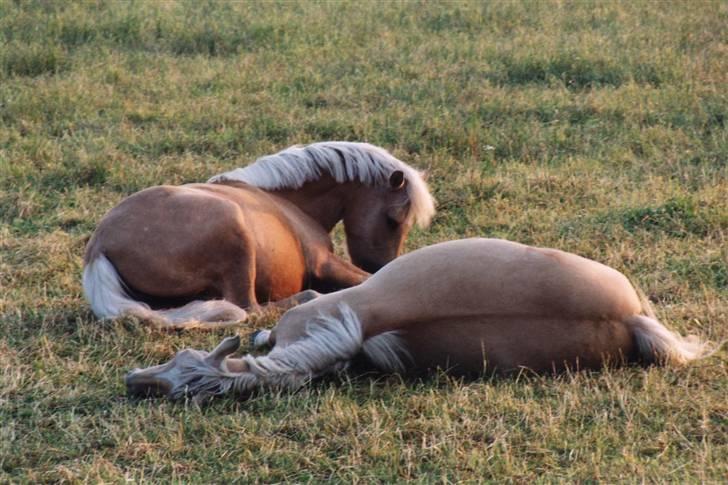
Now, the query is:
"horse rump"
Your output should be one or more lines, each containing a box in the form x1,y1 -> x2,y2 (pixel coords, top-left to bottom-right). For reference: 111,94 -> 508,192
82,253 -> 247,330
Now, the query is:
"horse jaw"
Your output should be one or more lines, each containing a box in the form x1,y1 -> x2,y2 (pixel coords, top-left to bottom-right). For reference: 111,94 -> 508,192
125,349 -> 209,398
126,342 -> 241,400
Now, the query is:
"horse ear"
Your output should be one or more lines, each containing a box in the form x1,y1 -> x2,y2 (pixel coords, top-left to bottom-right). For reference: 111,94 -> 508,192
389,170 -> 406,190
205,335 -> 241,367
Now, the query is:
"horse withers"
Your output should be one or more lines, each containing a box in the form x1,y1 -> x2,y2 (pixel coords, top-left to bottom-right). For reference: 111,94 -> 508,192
125,238 -> 716,400
83,142 -> 435,329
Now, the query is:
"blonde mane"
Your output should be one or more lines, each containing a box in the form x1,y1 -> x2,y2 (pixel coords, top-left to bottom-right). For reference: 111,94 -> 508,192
161,304 -> 411,400
208,141 -> 435,227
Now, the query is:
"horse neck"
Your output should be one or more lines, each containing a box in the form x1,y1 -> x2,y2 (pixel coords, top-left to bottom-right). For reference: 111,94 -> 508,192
270,176 -> 363,232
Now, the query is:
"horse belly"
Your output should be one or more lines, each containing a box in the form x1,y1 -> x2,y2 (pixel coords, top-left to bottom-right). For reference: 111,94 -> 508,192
400,316 -> 638,375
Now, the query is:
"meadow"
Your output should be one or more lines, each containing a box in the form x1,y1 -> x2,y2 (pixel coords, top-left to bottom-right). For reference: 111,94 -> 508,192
1,0 -> 726,481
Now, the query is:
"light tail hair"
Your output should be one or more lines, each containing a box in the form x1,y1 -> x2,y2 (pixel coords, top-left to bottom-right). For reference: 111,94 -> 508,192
628,315 -> 716,365
628,287 -> 722,365
83,254 -> 247,330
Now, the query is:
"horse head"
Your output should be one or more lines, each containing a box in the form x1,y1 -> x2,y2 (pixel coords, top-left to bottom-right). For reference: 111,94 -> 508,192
125,335 -> 242,399
343,170 -> 414,273
209,141 -> 436,274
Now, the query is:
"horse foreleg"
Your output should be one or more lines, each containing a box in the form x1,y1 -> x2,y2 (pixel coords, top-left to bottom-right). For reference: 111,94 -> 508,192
220,251 -> 260,311
249,289 -> 322,349
314,255 -> 370,292
267,289 -> 322,309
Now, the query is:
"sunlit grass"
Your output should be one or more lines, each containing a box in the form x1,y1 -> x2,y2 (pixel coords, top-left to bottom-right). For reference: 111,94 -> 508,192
1,0 -> 726,481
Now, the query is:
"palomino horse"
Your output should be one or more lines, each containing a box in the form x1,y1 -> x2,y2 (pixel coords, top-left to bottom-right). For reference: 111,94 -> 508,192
83,142 -> 435,329
125,238 -> 714,400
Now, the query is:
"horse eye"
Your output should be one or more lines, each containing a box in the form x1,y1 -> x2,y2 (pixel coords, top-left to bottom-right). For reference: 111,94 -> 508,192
386,216 -> 399,229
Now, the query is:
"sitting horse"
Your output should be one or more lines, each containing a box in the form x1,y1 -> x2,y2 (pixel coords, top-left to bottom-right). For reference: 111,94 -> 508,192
125,238 -> 715,400
83,142 -> 435,329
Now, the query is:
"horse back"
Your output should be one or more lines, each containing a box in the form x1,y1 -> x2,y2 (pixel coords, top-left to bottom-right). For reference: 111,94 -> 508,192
367,238 -> 643,324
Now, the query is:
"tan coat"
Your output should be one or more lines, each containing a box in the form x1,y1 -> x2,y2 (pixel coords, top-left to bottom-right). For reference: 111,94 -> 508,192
126,239 -> 712,400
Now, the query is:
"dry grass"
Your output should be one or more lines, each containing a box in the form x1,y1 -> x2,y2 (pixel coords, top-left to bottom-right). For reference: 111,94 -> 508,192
1,0 -> 726,482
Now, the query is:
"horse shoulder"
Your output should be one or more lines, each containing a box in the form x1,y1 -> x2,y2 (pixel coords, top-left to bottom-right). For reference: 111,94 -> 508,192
263,193 -> 337,269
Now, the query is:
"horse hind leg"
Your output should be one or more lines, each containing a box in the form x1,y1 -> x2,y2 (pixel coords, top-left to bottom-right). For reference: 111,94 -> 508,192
150,260 -> 255,330
218,250 -> 259,310
161,266 -> 258,331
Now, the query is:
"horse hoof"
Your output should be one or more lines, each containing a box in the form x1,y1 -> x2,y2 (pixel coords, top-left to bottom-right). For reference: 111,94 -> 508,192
251,329 -> 271,349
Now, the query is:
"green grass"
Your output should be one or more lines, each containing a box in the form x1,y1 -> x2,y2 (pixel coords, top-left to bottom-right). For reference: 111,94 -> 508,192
1,0 -> 726,481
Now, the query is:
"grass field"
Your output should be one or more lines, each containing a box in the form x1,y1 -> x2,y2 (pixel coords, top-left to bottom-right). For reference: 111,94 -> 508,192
1,0 -> 726,481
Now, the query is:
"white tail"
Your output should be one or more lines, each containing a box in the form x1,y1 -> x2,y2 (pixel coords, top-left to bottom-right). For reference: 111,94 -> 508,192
627,315 -> 715,365
628,286 -> 720,365
82,254 -> 247,330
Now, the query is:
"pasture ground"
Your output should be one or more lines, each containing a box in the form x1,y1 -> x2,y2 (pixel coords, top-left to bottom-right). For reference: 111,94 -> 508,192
1,1 -> 726,482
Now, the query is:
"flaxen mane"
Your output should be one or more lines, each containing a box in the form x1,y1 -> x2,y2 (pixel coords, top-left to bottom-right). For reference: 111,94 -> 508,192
208,141 -> 436,227
166,304 -> 410,399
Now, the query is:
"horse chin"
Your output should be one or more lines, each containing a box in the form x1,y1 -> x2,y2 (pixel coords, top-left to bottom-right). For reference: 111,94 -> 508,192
355,260 -> 384,274
352,257 -> 387,274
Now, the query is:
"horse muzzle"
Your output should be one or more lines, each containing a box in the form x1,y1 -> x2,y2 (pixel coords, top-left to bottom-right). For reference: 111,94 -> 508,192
125,367 -> 174,398
353,256 -> 388,274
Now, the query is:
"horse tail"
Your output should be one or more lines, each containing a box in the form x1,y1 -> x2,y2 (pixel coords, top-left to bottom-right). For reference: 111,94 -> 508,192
82,253 -> 247,330
625,287 -> 721,365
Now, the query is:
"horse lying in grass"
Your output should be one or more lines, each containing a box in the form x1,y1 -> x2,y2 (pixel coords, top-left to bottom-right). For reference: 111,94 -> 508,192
83,142 -> 435,329
125,238 -> 714,400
